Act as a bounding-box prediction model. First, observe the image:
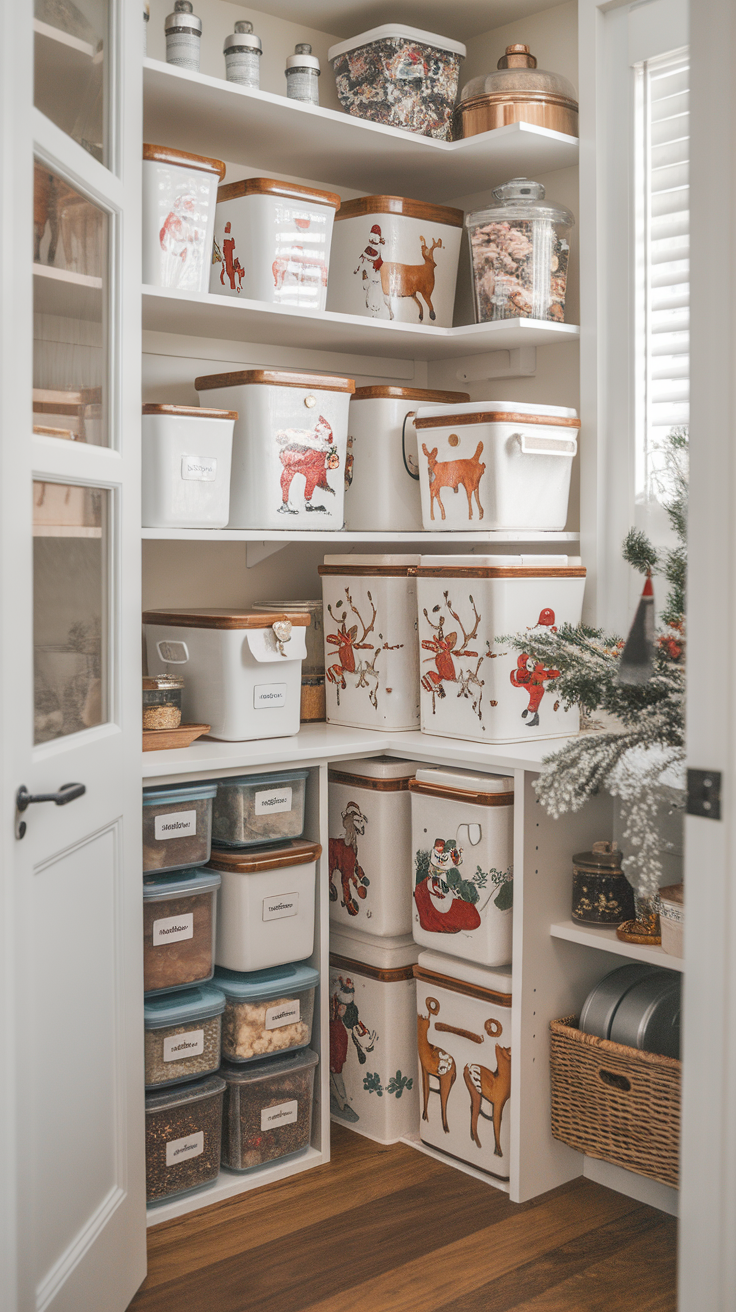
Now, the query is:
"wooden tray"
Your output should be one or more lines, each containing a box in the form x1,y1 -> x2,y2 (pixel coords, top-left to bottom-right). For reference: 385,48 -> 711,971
142,723 -> 210,752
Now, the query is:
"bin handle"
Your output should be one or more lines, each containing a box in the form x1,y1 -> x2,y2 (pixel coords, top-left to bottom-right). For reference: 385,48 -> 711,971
402,411 -> 420,480
515,431 -> 577,457
457,823 -> 482,847
156,639 -> 189,664
598,1068 -> 632,1093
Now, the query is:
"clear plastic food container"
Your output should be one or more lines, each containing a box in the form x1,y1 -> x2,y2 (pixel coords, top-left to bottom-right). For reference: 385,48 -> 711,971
215,961 -> 319,1062
212,769 -> 308,849
220,1047 -> 319,1172
466,178 -> 574,323
145,1073 -> 226,1204
142,780 -> 217,873
142,675 -> 184,731
143,868 -> 221,996
144,982 -> 225,1088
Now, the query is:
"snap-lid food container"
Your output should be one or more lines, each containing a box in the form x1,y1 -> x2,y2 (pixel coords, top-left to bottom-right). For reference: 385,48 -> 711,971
208,839 -> 321,972
145,1073 -> 225,1204
327,197 -> 463,326
143,608 -> 310,741
571,841 -> 635,926
142,144 -> 225,294
415,555 -> 586,743
455,44 -> 578,140
319,556 -> 420,732
328,26 -> 466,140
142,675 -> 184,731
658,883 -> 684,958
467,178 -> 574,323
142,779 -> 217,872
141,404 -> 236,529
220,1047 -> 319,1172
144,983 -> 225,1088
195,369 -> 354,530
414,950 -> 512,1180
212,769 -> 309,849
211,178 -> 341,310
344,387 -> 469,533
215,962 -> 319,1062
414,400 -> 580,532
410,767 -> 514,966
143,867 -> 221,996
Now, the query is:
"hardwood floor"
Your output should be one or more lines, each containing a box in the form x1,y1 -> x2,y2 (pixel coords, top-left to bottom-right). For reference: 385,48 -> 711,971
130,1127 -> 677,1312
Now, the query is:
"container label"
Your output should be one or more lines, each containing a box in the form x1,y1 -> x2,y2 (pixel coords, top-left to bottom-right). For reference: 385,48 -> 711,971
165,1131 -> 204,1166
181,455 -> 217,481
261,1100 -> 298,1131
262,892 -> 298,922
265,999 -> 300,1030
255,786 -> 292,815
154,809 -> 197,840
254,684 -> 287,709
163,1028 -> 205,1061
153,913 -> 194,945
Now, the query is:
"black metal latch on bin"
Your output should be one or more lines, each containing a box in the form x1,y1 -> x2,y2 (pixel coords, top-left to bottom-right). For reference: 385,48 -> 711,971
686,769 -> 722,820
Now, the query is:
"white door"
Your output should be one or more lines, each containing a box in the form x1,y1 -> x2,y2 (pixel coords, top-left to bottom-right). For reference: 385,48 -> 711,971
0,2 -> 145,1309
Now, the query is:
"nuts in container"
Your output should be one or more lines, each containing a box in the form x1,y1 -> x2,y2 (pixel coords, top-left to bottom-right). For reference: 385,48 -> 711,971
143,675 -> 184,731
215,961 -> 319,1062
220,1047 -> 319,1172
143,868 -> 221,995
466,178 -> 574,323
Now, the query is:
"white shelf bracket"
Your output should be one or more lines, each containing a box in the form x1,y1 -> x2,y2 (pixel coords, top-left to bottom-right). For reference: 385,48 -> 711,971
245,540 -> 287,568
455,346 -> 537,383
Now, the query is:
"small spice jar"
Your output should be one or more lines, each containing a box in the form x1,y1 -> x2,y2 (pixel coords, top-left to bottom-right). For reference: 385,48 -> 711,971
285,43 -> 320,105
571,840 -> 635,926
224,20 -> 262,88
143,675 -> 184,731
165,0 -> 202,72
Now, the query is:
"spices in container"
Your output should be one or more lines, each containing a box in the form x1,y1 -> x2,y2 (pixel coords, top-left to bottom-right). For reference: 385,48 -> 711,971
142,780 -> 217,873
571,841 -> 635,926
215,962 -> 319,1062
466,178 -> 574,323
286,44 -> 320,104
300,678 -> 325,722
220,1047 -> 319,1172
165,0 -> 202,72
143,675 -> 184,731
143,868 -> 221,995
145,1073 -> 225,1204
144,983 -> 225,1088
224,21 -> 262,87
211,769 -> 308,849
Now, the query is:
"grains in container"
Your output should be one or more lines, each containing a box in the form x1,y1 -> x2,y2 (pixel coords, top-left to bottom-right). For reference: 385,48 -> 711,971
143,868 -> 221,995
145,1074 -> 225,1203
211,769 -> 308,848
143,675 -> 184,731
144,983 -> 225,1088
142,780 -> 217,873
220,1048 -> 318,1171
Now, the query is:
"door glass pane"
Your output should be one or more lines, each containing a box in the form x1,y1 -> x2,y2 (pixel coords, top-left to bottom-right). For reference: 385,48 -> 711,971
34,0 -> 108,166
33,162 -> 108,447
33,481 -> 109,744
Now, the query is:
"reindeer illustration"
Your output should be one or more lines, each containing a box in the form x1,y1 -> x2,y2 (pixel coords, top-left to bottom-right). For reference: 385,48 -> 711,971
272,245 -> 328,290
326,589 -> 402,710
421,592 -> 486,719
418,1004 -> 456,1134
422,442 -> 485,522
380,236 -> 444,322
463,1045 -> 511,1158
328,800 -> 369,916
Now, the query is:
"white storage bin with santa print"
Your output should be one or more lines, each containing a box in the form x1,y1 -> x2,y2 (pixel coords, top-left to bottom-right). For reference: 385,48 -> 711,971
414,950 -> 512,1181
330,926 -> 420,1143
195,369 -> 354,530
319,556 -> 420,731
142,144 -> 225,294
210,179 -> 341,311
415,555 -> 586,743
328,757 -> 420,937
410,767 -> 514,967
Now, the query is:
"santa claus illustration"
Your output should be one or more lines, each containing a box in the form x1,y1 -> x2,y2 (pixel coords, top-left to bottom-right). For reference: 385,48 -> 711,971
414,838 -> 482,935
159,190 -> 200,283
276,414 -> 341,514
509,653 -> 560,728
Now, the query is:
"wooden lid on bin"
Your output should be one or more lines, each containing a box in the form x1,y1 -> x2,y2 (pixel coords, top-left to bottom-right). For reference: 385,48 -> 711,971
143,143 -> 226,179
217,177 -> 341,209
207,839 -> 322,873
352,386 -> 470,403
409,777 -> 514,807
195,369 -> 355,394
413,963 -> 513,1007
329,952 -> 415,983
412,564 -> 586,579
142,404 -> 238,419
336,196 -> 464,227
142,608 -> 312,629
414,409 -> 581,429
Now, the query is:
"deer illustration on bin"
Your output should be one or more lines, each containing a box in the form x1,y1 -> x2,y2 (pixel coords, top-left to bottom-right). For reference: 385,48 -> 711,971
417,998 -> 457,1133
326,588 -> 402,710
464,1036 -> 511,1159
422,592 -> 489,720
381,235 -> 444,322
422,441 -> 485,522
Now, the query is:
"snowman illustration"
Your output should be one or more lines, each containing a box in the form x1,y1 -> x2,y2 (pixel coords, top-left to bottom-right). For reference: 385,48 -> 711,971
354,222 -> 386,315
414,837 -> 482,935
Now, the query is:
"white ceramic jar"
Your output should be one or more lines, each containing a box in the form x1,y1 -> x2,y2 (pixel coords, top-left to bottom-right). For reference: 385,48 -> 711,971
208,839 -> 320,972
319,555 -> 420,731
142,143 -> 225,294
141,404 -> 236,529
415,555 -> 586,743
211,178 -> 341,310
414,400 -> 580,532
195,369 -> 354,530
327,196 -> 463,326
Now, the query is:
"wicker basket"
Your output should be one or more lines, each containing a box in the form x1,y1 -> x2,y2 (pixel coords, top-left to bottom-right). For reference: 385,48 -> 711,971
550,1017 -> 681,1188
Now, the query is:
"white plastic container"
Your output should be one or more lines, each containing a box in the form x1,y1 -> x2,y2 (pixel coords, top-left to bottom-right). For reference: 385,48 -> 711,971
414,401 -> 580,531
414,950 -> 512,1180
143,608 -> 310,741
208,839 -> 320,972
330,927 -> 420,1143
410,767 -> 514,967
328,26 -> 466,140
344,387 -> 469,533
415,555 -> 586,743
211,178 -> 341,310
141,404 -> 236,529
319,556 -> 420,731
195,369 -> 354,530
328,757 -> 419,936
327,197 -> 463,326
142,144 -> 225,294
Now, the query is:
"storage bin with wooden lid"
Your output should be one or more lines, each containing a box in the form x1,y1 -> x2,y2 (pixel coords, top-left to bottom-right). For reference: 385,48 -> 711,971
208,838 -> 321,971
142,404 -> 236,529
142,143 -> 225,293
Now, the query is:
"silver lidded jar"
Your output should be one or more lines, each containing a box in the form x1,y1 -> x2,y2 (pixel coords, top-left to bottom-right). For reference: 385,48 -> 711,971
571,840 -> 636,926
286,43 -> 320,105
165,0 -> 202,73
224,21 -> 262,88
466,177 -> 574,323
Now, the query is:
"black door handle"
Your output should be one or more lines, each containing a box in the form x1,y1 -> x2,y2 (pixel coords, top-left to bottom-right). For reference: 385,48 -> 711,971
15,782 -> 86,839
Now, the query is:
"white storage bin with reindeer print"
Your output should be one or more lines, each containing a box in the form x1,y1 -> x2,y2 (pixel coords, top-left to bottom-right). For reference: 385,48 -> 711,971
415,556 -> 586,743
195,369 -> 354,530
410,767 -> 514,967
414,950 -> 512,1181
327,196 -> 463,326
319,556 -> 420,731
142,144 -> 225,295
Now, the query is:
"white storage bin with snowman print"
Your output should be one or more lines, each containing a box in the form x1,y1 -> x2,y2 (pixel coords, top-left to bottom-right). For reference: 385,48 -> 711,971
319,556 -> 420,731
328,757 -> 420,937
414,950 -> 512,1181
327,196 -> 463,326
410,767 -> 514,967
141,404 -> 236,529
344,387 -> 469,533
142,144 -> 225,294
195,369 -> 354,530
415,555 -> 586,744
330,926 -> 420,1144
211,178 -> 341,310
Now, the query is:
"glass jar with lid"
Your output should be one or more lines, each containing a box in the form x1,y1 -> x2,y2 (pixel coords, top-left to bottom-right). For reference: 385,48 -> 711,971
455,44 -> 578,139
466,178 -> 574,323
143,674 -> 184,731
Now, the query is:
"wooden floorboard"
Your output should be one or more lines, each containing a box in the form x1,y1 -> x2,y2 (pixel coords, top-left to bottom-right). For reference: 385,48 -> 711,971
129,1126 -> 678,1312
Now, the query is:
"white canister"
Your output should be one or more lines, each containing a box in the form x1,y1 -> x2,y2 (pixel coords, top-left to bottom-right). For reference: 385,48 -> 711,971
223,21 -> 262,88
165,0 -> 201,71
330,928 -> 420,1143
415,555 -> 586,743
143,608 -> 309,741
344,387 -> 469,533
211,179 -> 340,310
414,401 -> 580,532
410,767 -> 514,967
327,197 -> 463,326
319,555 -> 420,731
141,404 -> 236,529
209,839 -> 320,972
195,369 -> 354,530
142,144 -> 225,294
414,950 -> 512,1180
658,883 -> 684,958
328,757 -> 420,937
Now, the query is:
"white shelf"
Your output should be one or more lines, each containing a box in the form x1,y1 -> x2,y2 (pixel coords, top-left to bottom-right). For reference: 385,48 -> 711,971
34,263 -> 102,321
143,59 -> 579,202
146,1146 -> 325,1226
550,919 -> 685,972
33,524 -> 102,538
142,527 -> 580,543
